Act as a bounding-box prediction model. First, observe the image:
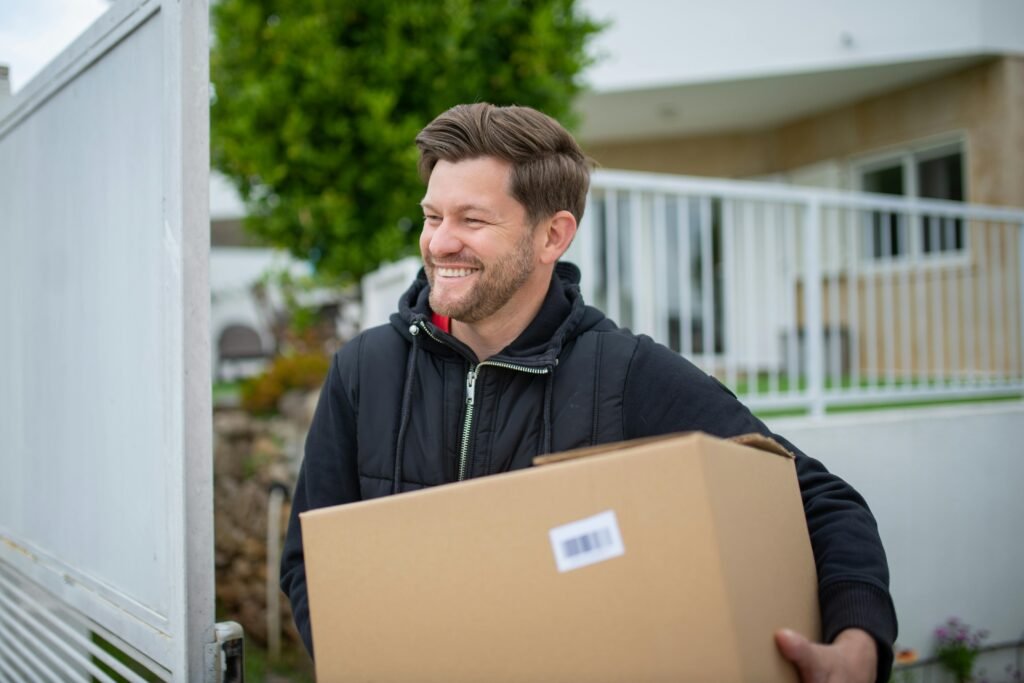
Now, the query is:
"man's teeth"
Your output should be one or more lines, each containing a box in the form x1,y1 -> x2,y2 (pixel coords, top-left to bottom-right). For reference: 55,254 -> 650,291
437,267 -> 476,277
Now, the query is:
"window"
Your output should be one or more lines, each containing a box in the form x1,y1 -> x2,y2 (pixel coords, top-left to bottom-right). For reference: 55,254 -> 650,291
917,150 -> 964,254
857,141 -> 966,261
862,164 -> 906,259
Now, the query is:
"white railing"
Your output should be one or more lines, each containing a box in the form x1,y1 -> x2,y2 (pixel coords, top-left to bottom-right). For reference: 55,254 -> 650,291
568,170 -> 1024,416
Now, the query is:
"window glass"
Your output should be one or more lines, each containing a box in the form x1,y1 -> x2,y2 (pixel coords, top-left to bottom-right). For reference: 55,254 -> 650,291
917,152 -> 963,201
918,152 -> 964,254
858,144 -> 965,260
863,164 -> 906,259
863,164 -> 904,196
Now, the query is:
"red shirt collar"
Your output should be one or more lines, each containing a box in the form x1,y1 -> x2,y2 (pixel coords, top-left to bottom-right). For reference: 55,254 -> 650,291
431,312 -> 451,333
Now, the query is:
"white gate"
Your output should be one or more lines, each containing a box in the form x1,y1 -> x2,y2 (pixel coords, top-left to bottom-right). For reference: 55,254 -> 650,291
0,0 -> 219,680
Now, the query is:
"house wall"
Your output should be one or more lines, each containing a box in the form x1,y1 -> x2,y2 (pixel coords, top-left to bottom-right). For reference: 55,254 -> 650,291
584,57 -> 1024,208
588,129 -> 778,178
771,403 -> 1024,655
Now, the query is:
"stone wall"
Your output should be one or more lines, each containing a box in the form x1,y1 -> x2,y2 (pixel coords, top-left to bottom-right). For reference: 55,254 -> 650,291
213,391 -> 317,649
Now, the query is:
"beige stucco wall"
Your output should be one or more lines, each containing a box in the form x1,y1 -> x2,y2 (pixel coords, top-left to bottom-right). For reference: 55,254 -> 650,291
587,129 -> 779,178
585,57 -> 1024,208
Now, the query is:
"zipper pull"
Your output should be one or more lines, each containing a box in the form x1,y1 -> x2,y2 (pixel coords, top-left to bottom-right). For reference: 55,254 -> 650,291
465,367 -> 477,406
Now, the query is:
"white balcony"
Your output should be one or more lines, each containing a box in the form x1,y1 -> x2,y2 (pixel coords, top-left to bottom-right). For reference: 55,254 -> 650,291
566,170 -> 1024,416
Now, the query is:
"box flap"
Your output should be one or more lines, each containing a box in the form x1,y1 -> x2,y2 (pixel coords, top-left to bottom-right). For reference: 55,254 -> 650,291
532,432 -> 694,466
533,431 -> 792,467
729,433 -> 793,459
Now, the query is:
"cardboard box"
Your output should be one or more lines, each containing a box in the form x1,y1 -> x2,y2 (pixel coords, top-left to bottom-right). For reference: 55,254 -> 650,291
302,432 -> 820,682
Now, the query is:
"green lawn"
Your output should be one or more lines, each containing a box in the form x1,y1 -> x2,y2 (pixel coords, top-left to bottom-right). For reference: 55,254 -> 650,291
725,372 -> 1023,419
242,639 -> 314,683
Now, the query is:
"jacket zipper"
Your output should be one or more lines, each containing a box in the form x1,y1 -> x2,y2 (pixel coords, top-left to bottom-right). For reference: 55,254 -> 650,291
413,320 -> 552,481
459,367 -> 478,480
458,360 -> 549,481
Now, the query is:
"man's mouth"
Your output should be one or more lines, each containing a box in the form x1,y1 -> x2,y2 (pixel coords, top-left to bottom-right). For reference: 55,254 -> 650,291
435,266 -> 478,278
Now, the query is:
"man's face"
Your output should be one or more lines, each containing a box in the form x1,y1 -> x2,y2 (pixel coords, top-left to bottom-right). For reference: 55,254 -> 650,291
419,157 -> 540,324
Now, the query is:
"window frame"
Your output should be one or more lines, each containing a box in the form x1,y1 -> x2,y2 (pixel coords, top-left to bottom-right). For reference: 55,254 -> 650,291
851,134 -> 971,269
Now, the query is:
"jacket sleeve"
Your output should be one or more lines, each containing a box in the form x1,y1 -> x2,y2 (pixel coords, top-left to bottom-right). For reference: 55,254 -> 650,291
280,342 -> 364,658
621,336 -> 898,683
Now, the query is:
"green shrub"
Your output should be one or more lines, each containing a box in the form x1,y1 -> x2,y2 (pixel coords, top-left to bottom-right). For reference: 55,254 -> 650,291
240,352 -> 330,416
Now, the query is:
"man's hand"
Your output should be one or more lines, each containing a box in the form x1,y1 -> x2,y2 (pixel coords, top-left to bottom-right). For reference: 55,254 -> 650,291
775,627 -> 878,683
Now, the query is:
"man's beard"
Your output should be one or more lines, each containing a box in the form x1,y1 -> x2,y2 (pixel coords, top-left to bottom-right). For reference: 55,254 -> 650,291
427,229 -> 536,324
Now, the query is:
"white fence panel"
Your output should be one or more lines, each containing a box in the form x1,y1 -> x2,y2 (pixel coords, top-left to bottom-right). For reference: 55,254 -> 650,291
0,0 -> 213,679
361,256 -> 422,330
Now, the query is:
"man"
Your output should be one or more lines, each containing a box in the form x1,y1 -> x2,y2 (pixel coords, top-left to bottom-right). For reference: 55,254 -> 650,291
281,103 -> 898,682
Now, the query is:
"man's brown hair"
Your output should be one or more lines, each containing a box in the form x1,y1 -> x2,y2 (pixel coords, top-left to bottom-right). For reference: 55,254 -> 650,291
415,103 -> 591,225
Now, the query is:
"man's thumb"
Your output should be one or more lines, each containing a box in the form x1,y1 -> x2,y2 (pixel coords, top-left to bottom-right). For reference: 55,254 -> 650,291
775,628 -> 817,680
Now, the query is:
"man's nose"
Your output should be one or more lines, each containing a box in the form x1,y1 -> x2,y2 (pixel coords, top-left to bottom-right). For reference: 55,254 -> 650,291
428,219 -> 462,256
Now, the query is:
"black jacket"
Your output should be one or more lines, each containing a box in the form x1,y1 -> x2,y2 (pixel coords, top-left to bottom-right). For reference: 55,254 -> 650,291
281,262 -> 898,680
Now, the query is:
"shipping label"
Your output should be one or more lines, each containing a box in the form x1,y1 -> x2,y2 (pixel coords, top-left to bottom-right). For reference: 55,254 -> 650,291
548,509 -> 625,573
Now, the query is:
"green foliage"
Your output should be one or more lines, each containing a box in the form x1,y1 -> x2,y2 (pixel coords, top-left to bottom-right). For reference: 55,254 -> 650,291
211,0 -> 603,281
240,352 -> 330,416
253,266 -> 326,342
934,617 -> 988,683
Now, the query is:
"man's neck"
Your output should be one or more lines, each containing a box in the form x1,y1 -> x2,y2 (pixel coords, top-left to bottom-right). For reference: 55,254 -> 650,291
450,273 -> 552,361
452,312 -> 532,361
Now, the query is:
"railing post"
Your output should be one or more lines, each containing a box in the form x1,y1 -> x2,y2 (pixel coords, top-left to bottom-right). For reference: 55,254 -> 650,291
804,199 -> 826,417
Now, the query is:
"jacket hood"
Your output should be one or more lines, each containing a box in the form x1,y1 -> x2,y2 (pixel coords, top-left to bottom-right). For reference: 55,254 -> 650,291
390,261 -> 608,366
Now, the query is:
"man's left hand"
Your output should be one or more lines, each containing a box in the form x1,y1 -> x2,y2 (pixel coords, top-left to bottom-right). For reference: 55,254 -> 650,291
775,627 -> 877,683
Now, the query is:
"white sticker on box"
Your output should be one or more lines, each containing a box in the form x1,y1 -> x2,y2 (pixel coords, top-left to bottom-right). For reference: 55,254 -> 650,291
549,509 -> 625,573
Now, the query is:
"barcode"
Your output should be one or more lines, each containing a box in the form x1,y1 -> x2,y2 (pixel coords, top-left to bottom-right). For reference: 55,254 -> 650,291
549,510 -> 625,573
562,527 -> 614,558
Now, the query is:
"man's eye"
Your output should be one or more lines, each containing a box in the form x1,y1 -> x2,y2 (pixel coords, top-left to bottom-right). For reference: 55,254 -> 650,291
424,215 -> 441,223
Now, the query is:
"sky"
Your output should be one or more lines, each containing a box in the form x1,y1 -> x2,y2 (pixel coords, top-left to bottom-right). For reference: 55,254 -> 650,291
0,0 -> 110,93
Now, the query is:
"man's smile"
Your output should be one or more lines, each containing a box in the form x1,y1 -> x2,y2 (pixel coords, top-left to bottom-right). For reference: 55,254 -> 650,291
435,266 -> 479,278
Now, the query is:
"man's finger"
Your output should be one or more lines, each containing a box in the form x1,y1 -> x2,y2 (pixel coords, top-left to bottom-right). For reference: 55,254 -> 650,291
775,628 -> 823,683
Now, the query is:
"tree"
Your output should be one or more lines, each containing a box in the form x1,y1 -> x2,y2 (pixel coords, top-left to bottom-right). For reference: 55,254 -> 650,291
211,0 -> 602,282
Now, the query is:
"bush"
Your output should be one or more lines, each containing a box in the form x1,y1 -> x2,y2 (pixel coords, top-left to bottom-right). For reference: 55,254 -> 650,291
935,616 -> 989,683
240,352 -> 330,416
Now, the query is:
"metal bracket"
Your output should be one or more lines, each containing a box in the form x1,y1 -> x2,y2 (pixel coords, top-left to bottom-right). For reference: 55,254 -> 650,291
214,621 -> 245,683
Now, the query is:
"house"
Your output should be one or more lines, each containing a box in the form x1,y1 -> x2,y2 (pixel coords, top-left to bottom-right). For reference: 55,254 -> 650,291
561,0 -> 1024,405
577,0 -> 1023,206
209,172 -> 358,380
208,171 -> 311,380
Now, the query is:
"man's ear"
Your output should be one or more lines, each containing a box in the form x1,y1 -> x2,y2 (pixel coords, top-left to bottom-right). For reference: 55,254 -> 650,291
537,210 -> 578,265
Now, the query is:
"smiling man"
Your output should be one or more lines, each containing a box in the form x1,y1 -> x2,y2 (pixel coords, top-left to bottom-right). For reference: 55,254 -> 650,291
281,103 -> 897,682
